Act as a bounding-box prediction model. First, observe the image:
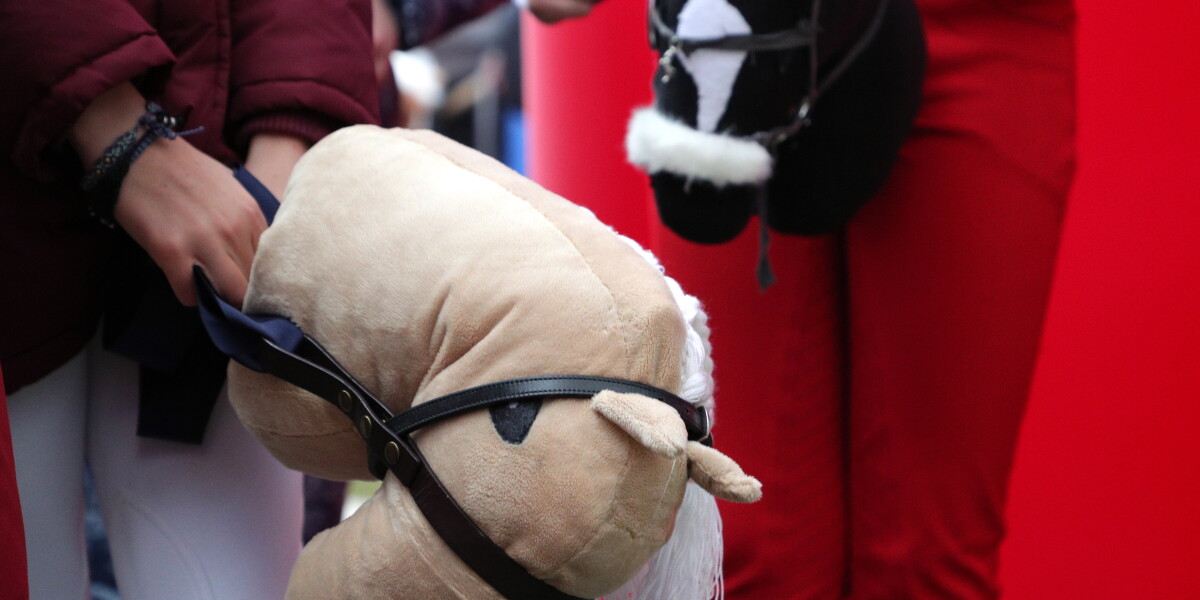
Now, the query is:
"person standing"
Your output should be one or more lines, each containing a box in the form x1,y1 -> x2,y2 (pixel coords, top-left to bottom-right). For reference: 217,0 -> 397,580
0,1 -> 379,598
654,1 -> 1075,597
522,0 -> 1076,597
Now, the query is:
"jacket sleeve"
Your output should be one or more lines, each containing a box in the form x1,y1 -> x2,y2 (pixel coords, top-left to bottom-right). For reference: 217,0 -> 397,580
227,0 -> 381,151
0,0 -> 175,180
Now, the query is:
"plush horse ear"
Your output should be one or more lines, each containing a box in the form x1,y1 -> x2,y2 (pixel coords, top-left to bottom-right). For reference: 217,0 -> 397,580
686,441 -> 762,503
592,390 -> 763,502
591,390 -> 688,458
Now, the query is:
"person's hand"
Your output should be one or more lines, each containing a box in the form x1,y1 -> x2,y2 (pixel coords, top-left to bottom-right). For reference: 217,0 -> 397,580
70,82 -> 267,309
525,0 -> 602,24
115,137 -> 267,309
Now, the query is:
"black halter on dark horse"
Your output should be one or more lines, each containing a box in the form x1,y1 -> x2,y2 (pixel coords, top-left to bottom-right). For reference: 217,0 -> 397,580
628,0 -> 926,256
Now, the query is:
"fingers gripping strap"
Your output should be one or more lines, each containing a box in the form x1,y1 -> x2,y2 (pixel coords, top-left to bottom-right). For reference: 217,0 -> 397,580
195,267 -> 305,371
195,168 -> 297,372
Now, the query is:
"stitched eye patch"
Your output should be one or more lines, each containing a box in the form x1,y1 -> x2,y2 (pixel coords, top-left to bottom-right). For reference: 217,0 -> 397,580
488,399 -> 542,444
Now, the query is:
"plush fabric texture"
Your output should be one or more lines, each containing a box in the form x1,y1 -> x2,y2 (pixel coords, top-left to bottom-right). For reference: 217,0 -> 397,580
591,390 -> 688,458
686,442 -> 761,504
226,125 -> 758,599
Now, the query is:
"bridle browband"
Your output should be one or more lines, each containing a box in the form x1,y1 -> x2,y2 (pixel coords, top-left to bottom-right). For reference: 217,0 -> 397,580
645,0 -> 891,289
194,173 -> 712,600
648,0 -> 891,149
649,7 -> 816,83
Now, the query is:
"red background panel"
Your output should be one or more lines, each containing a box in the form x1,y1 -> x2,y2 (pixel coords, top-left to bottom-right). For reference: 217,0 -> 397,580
524,0 -> 1200,597
521,0 -> 657,246
998,1 -> 1200,598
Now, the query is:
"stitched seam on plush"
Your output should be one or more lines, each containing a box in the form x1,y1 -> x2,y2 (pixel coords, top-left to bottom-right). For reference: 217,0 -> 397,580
402,135 -> 638,382
393,133 -> 638,577
543,426 -> 640,585
547,451 -> 681,587
246,423 -> 351,438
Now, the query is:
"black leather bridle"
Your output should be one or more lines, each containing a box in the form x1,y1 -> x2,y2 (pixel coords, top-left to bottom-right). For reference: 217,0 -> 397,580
644,0 -> 891,288
648,0 -> 890,150
195,172 -> 712,600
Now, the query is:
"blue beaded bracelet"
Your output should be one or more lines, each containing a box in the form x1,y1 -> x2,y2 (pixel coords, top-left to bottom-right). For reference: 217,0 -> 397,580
79,102 -> 200,227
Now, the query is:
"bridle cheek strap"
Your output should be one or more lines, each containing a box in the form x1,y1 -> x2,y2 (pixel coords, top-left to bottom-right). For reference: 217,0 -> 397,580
238,326 -> 595,600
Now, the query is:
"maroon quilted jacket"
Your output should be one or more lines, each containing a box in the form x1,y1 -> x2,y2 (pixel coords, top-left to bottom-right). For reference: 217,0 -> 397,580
0,0 -> 380,393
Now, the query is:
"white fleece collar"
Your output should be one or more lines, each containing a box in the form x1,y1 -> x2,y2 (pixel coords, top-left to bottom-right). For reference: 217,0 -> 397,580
625,107 -> 773,187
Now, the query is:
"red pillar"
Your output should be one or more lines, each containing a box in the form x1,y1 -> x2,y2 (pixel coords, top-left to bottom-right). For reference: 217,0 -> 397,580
520,1 -> 657,246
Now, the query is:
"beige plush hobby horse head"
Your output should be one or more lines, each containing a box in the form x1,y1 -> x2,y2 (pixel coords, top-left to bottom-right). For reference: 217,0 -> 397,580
226,125 -> 761,600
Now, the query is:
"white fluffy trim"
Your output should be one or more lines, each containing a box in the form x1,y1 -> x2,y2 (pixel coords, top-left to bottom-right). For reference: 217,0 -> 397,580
597,234 -> 723,600
625,107 -> 773,187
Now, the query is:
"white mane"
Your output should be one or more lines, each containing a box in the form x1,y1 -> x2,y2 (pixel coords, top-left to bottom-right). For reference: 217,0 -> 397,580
609,233 -> 726,600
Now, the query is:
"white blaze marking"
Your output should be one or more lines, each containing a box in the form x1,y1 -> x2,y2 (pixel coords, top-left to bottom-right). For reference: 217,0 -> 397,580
676,0 -> 752,133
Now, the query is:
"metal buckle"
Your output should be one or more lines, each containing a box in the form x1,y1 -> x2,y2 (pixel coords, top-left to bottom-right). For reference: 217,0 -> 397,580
696,406 -> 713,446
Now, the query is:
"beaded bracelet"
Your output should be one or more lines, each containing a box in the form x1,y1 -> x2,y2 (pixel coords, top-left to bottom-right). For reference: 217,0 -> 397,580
79,102 -> 200,227
79,123 -> 140,194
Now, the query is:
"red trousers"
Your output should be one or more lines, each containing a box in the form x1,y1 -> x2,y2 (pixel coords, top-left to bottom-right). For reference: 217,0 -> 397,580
652,1 -> 1076,598
1,364 -> 29,600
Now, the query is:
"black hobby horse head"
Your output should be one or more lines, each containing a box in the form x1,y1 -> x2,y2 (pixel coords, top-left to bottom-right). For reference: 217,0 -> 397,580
627,0 -> 926,255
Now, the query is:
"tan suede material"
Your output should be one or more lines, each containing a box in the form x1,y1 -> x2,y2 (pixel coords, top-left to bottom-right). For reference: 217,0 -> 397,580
227,126 -> 696,598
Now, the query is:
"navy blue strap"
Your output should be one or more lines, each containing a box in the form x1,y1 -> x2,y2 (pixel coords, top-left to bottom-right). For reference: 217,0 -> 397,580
194,267 -> 303,372
234,166 -> 280,224
194,168 -> 302,372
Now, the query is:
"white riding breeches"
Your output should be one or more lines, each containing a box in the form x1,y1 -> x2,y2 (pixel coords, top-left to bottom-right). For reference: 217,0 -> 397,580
6,337 -> 302,600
